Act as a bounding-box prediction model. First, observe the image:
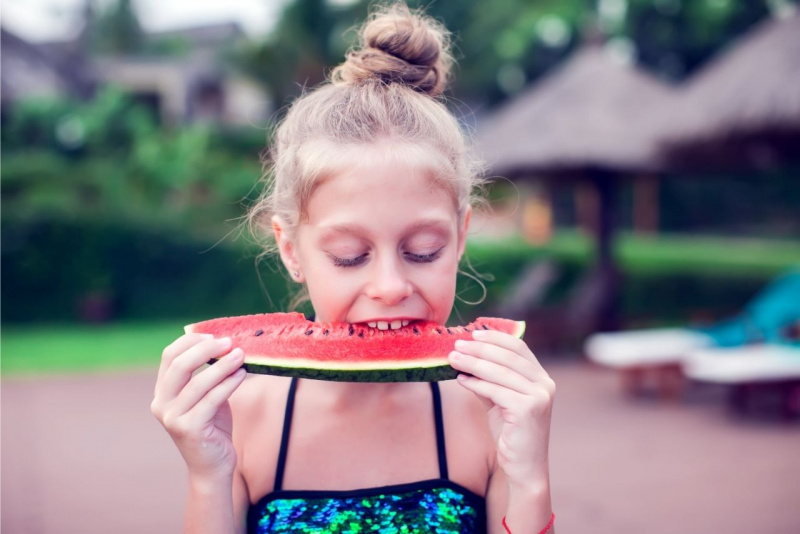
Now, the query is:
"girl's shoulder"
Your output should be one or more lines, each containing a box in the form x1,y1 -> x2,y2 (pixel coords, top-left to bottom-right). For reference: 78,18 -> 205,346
229,374 -> 292,423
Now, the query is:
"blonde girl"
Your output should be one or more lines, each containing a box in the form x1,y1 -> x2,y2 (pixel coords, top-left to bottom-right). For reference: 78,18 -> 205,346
151,3 -> 556,533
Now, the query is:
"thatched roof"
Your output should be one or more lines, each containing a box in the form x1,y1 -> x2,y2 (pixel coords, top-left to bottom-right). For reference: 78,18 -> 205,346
659,12 -> 800,169
475,44 -> 676,178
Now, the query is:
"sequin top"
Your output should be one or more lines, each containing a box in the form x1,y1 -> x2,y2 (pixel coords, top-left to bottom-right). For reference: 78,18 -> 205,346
247,379 -> 487,533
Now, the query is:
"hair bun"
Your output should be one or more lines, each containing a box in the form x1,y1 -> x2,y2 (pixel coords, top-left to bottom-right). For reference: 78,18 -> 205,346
332,3 -> 453,97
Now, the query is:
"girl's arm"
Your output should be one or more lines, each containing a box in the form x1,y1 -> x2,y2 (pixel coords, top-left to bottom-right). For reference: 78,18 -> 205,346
183,467 -> 248,534
486,462 -> 554,534
151,333 -> 249,534
448,330 -> 556,534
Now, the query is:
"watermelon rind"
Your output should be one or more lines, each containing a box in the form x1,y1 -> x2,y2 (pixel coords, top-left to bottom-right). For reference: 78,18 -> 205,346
239,361 -> 458,382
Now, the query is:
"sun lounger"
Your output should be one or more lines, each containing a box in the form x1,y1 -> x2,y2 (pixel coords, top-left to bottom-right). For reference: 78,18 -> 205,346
683,344 -> 800,418
583,269 -> 800,397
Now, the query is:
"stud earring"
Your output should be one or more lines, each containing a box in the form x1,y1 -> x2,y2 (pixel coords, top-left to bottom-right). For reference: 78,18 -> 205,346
293,270 -> 300,279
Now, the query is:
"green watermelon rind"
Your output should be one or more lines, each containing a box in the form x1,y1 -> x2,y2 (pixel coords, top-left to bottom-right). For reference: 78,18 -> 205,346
240,361 -> 459,382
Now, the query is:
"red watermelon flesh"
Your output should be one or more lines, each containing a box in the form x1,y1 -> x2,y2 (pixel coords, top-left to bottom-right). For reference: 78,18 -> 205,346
185,313 -> 526,382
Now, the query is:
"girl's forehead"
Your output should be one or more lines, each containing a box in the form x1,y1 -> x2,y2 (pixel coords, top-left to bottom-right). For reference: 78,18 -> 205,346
304,160 -> 459,232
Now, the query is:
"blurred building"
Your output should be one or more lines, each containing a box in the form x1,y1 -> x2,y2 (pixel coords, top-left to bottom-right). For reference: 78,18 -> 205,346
0,22 -> 271,127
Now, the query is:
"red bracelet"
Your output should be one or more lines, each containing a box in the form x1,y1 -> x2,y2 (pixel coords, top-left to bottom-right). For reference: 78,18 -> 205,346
502,512 -> 555,534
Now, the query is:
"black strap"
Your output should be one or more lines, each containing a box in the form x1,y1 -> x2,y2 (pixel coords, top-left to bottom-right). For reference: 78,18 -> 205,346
274,379 -> 450,490
273,377 -> 298,491
430,382 -> 449,480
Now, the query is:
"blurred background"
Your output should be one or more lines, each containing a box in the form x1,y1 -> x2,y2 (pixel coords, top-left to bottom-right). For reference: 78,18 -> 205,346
2,0 -> 799,533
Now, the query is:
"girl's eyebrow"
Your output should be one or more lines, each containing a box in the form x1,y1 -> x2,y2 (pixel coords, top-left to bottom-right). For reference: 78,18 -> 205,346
318,218 -> 453,241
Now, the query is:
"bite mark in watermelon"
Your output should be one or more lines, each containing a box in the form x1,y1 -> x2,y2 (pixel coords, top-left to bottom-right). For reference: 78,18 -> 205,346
185,313 -> 525,382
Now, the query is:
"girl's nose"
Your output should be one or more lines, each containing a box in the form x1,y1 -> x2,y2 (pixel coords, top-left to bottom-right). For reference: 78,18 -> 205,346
365,257 -> 413,306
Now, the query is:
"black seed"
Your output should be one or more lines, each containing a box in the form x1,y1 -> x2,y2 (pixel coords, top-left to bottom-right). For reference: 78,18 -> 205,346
348,324 -> 355,336
323,329 -> 329,336
358,331 -> 365,338
305,329 -> 313,336
436,328 -> 443,335
464,327 -> 471,333
481,324 -> 489,330
446,328 -> 453,335
254,329 -> 264,336
412,326 -> 420,335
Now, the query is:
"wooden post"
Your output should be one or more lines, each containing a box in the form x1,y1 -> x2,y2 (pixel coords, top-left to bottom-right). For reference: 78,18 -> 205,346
633,174 -> 659,234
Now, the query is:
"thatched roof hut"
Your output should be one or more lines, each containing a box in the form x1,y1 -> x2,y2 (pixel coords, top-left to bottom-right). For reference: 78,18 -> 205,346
475,43 -> 676,178
659,12 -> 800,170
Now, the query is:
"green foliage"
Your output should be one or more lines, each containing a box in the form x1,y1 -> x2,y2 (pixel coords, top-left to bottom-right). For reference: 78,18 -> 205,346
1,88 -> 266,239
232,0 -> 791,107
1,219 -> 291,323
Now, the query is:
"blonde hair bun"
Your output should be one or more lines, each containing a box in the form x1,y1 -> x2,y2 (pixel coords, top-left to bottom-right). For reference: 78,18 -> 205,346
332,3 -> 453,97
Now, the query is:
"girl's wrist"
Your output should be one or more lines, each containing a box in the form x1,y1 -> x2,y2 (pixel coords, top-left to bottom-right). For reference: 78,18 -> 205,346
504,477 -> 553,534
187,471 -> 234,497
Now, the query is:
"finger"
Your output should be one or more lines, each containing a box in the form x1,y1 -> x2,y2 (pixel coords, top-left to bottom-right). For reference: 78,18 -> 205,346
453,339 -> 540,382
157,333 -> 214,389
449,350 -> 530,395
158,337 -> 233,401
182,367 -> 247,426
171,348 -> 245,415
455,373 -> 523,412
470,329 -> 548,375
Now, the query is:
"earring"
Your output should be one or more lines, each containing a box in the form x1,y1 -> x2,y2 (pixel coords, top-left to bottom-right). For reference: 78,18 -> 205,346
293,270 -> 300,279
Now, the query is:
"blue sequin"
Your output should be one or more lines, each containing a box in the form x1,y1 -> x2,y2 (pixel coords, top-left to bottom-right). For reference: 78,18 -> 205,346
251,485 -> 481,533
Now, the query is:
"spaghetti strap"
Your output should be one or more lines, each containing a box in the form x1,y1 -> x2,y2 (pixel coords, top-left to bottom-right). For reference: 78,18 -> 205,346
274,377 -> 298,491
430,382 -> 449,480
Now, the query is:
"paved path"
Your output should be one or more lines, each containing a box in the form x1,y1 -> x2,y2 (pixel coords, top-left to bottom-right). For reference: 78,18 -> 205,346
3,362 -> 799,533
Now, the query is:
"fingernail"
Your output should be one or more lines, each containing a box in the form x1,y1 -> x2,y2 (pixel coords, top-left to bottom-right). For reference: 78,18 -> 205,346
200,333 -> 215,340
229,347 -> 243,360
449,351 -> 461,361
454,340 -> 468,350
218,337 -> 232,348
472,329 -> 486,339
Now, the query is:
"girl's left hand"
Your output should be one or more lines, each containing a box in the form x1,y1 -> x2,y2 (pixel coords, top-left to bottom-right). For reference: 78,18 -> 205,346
448,330 -> 555,487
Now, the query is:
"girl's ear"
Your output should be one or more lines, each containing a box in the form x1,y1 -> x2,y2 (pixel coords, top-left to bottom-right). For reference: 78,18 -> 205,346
456,206 -> 472,262
272,216 -> 304,282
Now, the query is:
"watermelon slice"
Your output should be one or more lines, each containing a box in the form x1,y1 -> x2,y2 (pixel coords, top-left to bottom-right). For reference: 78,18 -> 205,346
185,313 -> 525,382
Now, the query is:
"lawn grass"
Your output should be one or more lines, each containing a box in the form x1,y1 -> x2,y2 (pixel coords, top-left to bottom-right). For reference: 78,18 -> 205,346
1,320 -> 188,376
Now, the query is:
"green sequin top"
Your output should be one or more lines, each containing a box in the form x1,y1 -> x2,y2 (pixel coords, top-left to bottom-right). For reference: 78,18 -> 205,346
247,379 -> 487,533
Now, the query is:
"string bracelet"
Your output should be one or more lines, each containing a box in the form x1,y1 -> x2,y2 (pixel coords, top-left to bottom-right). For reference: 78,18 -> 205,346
502,512 -> 555,534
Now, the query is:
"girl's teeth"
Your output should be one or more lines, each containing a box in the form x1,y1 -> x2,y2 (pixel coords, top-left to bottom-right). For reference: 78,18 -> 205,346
368,322 -> 377,328
401,320 -> 409,327
377,321 -> 389,330
390,320 -> 402,330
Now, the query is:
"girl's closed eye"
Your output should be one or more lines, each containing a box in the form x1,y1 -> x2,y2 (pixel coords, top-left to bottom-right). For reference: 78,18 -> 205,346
405,247 -> 444,263
330,252 -> 368,268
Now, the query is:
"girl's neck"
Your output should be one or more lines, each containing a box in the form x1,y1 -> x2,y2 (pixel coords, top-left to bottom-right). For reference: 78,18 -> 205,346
299,379 -> 419,412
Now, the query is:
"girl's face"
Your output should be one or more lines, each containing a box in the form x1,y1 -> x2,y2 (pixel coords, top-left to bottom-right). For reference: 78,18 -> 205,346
276,148 -> 470,327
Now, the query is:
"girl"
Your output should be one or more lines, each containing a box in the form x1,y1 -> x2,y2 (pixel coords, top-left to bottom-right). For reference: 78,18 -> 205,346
151,4 -> 556,533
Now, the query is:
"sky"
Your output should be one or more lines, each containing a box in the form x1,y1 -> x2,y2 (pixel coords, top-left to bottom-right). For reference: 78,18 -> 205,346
1,0 -> 292,42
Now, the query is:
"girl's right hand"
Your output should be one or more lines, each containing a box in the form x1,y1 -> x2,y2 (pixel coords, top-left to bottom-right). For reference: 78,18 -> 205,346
151,334 -> 247,483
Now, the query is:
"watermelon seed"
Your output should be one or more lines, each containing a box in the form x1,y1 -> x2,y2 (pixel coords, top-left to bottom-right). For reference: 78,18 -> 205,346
446,328 -> 453,335
323,329 -> 329,336
358,331 -> 365,338
348,325 -> 355,336
412,326 -> 420,335
481,324 -> 489,330
305,329 -> 314,336
464,327 -> 471,333
254,329 -> 264,336
436,328 -> 443,335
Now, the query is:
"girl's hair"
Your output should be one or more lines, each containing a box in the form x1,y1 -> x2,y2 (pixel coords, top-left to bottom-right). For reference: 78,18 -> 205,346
248,2 -> 485,252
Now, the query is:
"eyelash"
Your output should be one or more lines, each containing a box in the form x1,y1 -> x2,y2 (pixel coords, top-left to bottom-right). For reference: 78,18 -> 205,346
330,248 -> 444,268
